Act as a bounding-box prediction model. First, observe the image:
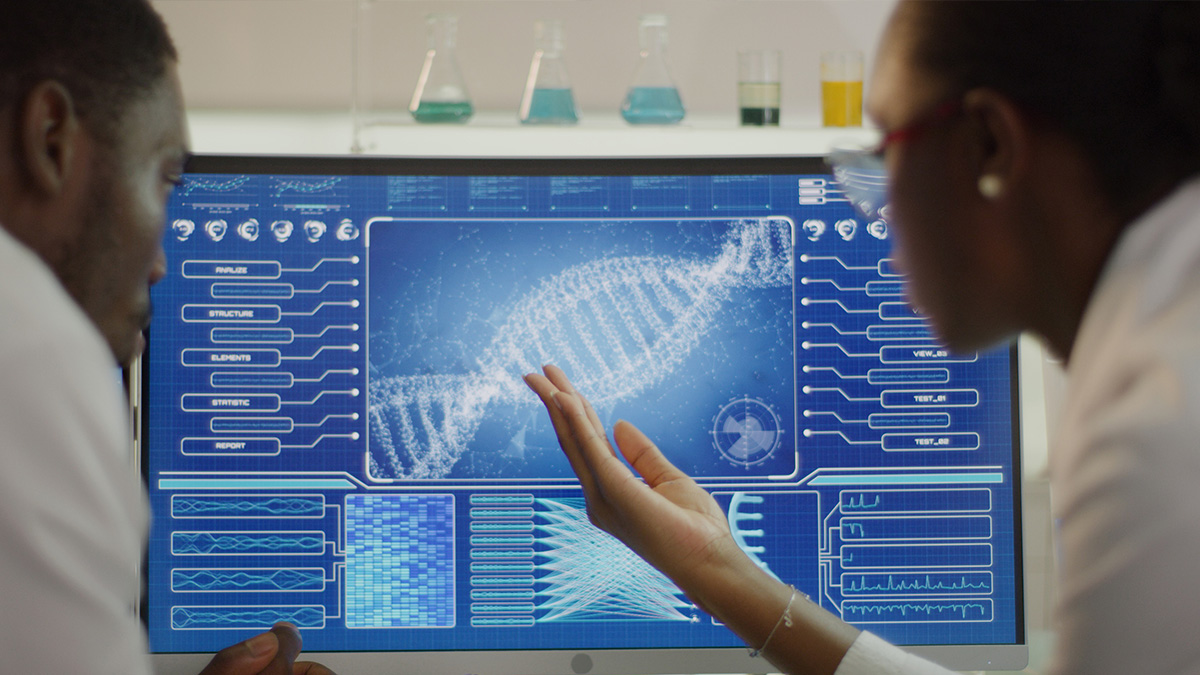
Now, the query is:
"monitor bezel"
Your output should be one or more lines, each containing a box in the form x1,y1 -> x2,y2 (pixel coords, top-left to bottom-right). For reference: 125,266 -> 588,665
135,153 -> 1027,674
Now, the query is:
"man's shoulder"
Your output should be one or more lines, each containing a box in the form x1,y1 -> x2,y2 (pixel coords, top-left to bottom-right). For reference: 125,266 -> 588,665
0,225 -> 108,362
0,225 -> 121,440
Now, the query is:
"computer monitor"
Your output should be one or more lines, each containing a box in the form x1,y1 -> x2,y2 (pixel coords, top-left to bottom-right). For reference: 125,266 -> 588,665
136,154 -> 1026,674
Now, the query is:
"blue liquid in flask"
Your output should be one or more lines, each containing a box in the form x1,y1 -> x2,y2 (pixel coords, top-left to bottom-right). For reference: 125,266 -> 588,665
621,86 -> 685,124
523,88 -> 579,124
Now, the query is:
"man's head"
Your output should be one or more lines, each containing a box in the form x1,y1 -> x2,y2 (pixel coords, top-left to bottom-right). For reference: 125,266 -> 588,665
0,0 -> 189,365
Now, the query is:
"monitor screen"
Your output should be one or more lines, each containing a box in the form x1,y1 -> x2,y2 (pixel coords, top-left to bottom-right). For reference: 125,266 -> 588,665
137,154 -> 1025,674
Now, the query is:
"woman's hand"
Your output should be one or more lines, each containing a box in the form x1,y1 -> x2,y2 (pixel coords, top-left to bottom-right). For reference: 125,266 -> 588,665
523,364 -> 742,591
525,364 -> 863,674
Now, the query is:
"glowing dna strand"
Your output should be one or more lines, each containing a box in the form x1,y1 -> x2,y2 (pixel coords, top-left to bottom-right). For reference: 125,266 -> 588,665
368,217 -> 794,480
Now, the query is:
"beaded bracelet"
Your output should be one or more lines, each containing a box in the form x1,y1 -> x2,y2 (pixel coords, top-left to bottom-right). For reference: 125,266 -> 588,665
747,586 -> 802,658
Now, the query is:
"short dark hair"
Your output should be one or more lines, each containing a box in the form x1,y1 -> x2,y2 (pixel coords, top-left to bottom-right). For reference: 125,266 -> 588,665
904,1 -> 1200,221
0,0 -> 177,145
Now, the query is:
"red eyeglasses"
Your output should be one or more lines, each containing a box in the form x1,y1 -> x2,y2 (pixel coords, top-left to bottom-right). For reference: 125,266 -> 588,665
875,99 -> 965,158
826,98 -> 964,221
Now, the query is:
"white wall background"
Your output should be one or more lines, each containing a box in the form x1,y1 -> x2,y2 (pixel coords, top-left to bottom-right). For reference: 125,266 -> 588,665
152,0 -> 897,125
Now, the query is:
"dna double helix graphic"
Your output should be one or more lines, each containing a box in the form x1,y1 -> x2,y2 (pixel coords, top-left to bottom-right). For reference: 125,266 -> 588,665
368,217 -> 794,480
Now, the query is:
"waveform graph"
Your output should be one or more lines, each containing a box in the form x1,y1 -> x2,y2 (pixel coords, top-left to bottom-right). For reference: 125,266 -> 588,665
180,174 -> 253,198
272,176 -> 344,199
366,217 -> 798,482
840,572 -> 993,597
841,599 -> 994,624
177,174 -> 257,210
171,567 -> 326,592
171,605 -> 325,630
171,494 -> 326,519
171,531 -> 325,556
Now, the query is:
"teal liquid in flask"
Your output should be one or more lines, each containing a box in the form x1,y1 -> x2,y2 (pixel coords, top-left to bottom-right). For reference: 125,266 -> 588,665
412,100 -> 474,123
410,13 -> 474,124
621,14 -> 685,125
519,20 -> 579,125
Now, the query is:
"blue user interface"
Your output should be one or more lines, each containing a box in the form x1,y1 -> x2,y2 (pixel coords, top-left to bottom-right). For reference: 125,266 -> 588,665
144,158 -> 1021,654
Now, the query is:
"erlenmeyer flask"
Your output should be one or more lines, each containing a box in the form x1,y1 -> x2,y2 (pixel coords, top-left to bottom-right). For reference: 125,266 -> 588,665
621,14 -> 685,125
410,13 -> 474,124
519,20 -> 579,125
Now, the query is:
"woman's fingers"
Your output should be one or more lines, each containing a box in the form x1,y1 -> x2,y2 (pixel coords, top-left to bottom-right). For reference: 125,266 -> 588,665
522,372 -> 572,450
551,388 -> 624,478
523,372 -> 601,500
526,364 -> 669,537
612,419 -> 690,489
524,365 -> 734,583
540,364 -> 612,456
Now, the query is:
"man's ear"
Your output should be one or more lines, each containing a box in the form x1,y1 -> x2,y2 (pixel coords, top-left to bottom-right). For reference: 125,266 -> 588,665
18,80 -> 81,197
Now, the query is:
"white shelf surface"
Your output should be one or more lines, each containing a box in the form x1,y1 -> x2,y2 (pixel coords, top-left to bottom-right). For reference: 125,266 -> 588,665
185,109 -> 879,158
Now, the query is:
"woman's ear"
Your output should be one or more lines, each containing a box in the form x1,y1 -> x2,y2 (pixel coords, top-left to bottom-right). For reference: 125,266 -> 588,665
961,88 -> 1032,202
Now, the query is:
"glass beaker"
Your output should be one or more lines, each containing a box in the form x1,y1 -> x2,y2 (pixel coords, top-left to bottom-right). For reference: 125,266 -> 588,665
621,14 -> 685,125
738,50 -> 781,126
821,51 -> 863,127
519,20 -> 579,125
410,13 -> 474,124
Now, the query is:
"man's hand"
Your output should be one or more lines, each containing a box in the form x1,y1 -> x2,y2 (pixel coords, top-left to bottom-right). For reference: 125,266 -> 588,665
198,622 -> 337,675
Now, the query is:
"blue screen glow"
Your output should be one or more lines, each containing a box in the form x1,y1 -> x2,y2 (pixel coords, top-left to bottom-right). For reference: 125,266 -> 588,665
143,157 -> 1021,655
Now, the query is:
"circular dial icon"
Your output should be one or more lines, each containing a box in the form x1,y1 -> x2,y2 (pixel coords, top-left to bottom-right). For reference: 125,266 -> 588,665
711,397 -> 783,467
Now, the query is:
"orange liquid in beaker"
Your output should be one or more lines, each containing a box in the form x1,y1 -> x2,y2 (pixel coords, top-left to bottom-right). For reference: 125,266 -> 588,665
822,80 -> 863,126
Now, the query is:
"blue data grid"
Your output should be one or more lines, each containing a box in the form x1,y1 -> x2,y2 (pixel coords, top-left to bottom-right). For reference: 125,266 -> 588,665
346,494 -> 456,628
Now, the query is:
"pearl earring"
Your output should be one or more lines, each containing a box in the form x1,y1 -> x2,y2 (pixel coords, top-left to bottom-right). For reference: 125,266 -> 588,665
978,174 -> 1004,199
